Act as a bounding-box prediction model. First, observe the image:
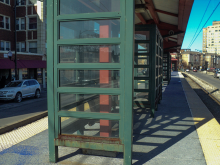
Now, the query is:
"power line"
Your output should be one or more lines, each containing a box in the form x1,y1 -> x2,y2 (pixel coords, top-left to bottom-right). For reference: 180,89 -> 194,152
187,0 -> 212,49
188,1 -> 220,49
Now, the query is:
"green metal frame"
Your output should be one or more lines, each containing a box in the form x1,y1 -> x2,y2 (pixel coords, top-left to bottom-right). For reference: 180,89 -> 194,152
47,0 -> 134,164
134,24 -> 163,117
163,52 -> 171,84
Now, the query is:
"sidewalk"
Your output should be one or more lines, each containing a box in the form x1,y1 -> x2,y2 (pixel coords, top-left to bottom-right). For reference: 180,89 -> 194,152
0,72 -> 219,164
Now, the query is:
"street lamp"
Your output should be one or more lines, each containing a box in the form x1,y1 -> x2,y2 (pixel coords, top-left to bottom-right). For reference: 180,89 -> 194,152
13,0 -> 25,80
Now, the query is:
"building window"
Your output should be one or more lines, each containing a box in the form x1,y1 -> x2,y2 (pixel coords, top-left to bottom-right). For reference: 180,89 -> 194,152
29,42 -> 37,53
29,17 -> 37,29
0,41 -> 10,51
28,0 -> 37,5
0,15 -> 10,30
16,18 -> 25,30
0,0 -> 10,5
16,42 -> 26,52
16,0 -> 26,5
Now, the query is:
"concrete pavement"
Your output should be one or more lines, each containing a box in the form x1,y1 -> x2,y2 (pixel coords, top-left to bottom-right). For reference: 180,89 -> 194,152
0,72 -> 219,164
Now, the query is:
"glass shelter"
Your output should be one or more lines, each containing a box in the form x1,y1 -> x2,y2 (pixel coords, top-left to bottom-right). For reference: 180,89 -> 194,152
134,25 -> 163,117
47,0 -> 134,164
163,53 -> 171,84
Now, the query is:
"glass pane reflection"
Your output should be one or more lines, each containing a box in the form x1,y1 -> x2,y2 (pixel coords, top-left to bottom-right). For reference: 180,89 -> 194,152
135,43 -> 149,53
59,94 -> 119,113
134,80 -> 149,89
59,70 -> 120,88
134,68 -> 149,77
134,92 -> 149,101
135,31 -> 149,40
61,117 -> 119,137
59,45 -> 120,63
60,0 -> 120,15
60,19 -> 120,39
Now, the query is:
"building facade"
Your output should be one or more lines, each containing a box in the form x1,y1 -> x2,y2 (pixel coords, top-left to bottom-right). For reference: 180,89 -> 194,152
180,50 -> 220,69
0,0 -> 46,88
203,21 -> 220,54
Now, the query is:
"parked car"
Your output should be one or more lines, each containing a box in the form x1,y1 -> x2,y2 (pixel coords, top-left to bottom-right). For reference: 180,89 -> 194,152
193,68 -> 197,72
0,79 -> 41,103
214,70 -> 220,78
201,68 -> 205,71
185,69 -> 190,72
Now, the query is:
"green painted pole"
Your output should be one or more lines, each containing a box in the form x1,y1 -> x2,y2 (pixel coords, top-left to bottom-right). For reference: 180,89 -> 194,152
47,0 -> 58,162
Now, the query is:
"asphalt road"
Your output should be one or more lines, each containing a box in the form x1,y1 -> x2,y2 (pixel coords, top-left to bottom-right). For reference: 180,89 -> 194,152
187,71 -> 220,89
0,90 -> 47,129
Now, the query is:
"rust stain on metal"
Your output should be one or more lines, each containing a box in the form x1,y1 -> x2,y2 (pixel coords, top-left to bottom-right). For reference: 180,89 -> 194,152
56,134 -> 122,144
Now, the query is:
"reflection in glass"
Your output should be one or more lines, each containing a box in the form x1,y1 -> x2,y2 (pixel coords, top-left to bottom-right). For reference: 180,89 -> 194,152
59,70 -> 120,88
134,80 -> 149,89
61,117 -> 119,137
134,92 -> 149,101
60,19 -> 120,39
135,43 -> 149,53
59,45 -> 120,63
59,94 -> 119,113
135,31 -> 149,40
60,0 -> 120,15
134,68 -> 149,77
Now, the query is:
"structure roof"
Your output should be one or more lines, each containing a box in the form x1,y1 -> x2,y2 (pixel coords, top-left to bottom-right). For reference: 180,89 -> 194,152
135,0 -> 194,53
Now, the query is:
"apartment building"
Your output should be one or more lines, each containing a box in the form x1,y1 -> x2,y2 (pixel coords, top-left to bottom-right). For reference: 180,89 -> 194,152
0,0 -> 47,88
180,50 -> 220,69
203,21 -> 220,54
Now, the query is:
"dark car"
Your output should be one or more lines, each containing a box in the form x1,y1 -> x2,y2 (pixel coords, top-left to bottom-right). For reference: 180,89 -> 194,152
193,68 -> 197,72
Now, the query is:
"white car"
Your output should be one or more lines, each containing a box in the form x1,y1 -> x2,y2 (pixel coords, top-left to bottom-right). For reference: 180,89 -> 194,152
185,69 -> 190,72
0,79 -> 41,103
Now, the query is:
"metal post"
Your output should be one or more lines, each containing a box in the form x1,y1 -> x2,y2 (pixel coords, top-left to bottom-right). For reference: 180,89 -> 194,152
14,0 -> 18,80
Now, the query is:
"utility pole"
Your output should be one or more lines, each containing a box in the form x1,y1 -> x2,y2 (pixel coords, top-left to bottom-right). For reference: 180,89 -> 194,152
13,0 -> 18,80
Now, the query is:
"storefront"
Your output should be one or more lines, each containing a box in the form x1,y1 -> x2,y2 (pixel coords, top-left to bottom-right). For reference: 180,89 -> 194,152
0,59 -> 46,88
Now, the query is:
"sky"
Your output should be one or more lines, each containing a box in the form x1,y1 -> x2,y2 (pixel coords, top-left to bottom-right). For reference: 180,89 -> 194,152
181,0 -> 220,51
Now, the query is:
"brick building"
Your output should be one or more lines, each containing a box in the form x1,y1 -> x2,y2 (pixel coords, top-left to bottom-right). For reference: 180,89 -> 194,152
0,0 -> 46,88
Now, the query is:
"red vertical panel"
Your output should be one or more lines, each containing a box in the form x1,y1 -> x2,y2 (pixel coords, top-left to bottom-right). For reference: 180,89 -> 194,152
99,22 -> 111,137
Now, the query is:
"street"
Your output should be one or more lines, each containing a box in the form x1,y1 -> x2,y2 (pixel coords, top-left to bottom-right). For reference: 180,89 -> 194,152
0,90 -> 47,129
187,71 -> 220,89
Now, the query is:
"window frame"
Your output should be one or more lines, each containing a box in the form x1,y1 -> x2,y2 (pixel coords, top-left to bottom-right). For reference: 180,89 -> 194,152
16,17 -> 25,30
16,42 -> 26,52
0,40 -> 11,51
16,0 -> 26,6
28,17 -> 37,30
0,0 -> 10,5
0,15 -> 10,30
28,41 -> 37,53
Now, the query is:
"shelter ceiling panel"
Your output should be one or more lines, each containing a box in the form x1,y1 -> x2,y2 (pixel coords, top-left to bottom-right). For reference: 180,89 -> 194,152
153,0 -> 179,14
142,11 -> 152,21
157,13 -> 178,25
135,13 -> 142,24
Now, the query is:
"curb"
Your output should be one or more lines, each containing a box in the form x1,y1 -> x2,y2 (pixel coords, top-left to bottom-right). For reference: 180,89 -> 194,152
0,111 -> 48,135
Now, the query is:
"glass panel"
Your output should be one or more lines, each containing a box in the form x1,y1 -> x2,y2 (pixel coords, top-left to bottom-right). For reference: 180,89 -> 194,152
135,43 -> 149,53
137,57 -> 149,65
0,41 -> 4,50
60,19 -> 120,39
22,68 -> 28,79
37,68 -> 42,84
134,68 -> 149,77
61,117 -> 119,138
59,45 -> 120,63
135,31 -> 149,40
59,94 -> 119,113
16,19 -> 19,30
59,70 -> 120,88
60,0 -> 120,15
21,18 -> 25,30
134,80 -> 149,89
134,92 -> 149,101
5,42 -> 9,51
